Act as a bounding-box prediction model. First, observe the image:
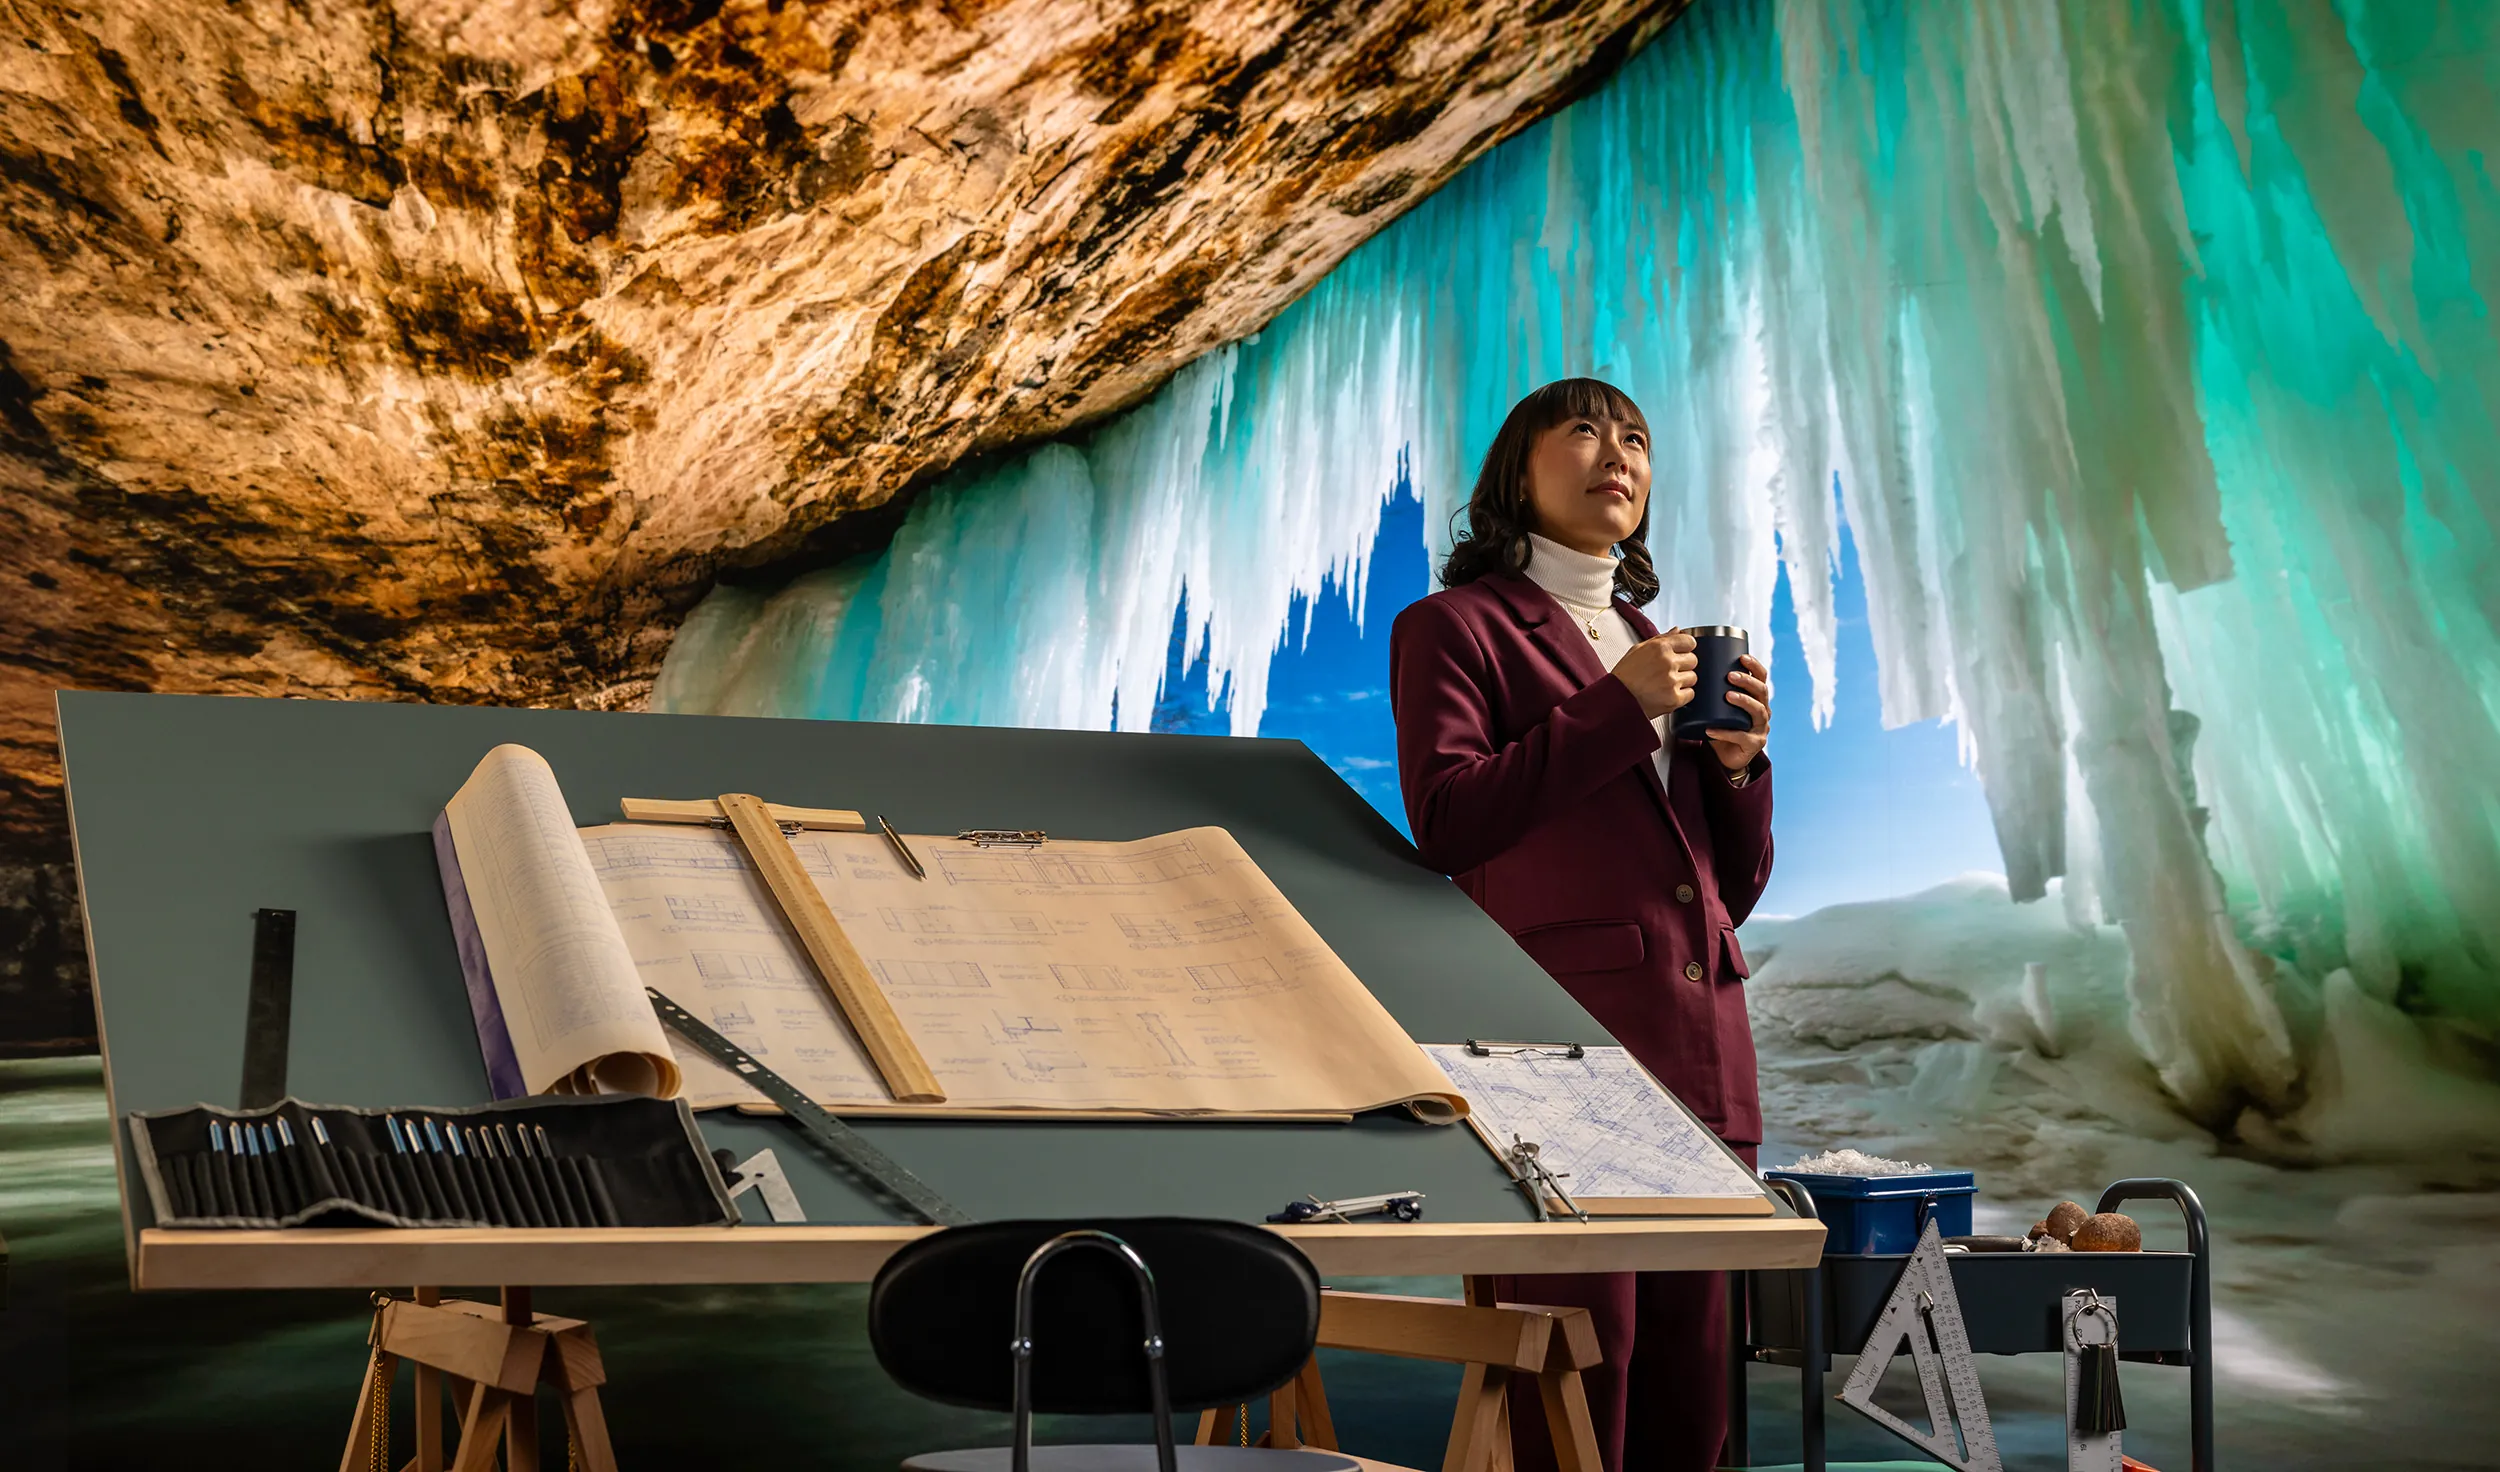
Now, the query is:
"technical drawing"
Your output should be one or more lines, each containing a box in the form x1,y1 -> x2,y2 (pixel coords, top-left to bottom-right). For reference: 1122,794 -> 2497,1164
989,1011 -> 1062,1040
710,1002 -> 757,1029
1423,1045 -> 1763,1201
693,951 -> 795,982
585,834 -> 747,876
1050,963 -> 1129,991
1002,1047 -> 1089,1084
1134,1012 -> 1192,1067
1114,899 -> 1252,948
936,840 -> 1211,888
869,959 -> 992,990
668,895 -> 747,924
1186,958 -> 1291,995
880,906 -> 1047,936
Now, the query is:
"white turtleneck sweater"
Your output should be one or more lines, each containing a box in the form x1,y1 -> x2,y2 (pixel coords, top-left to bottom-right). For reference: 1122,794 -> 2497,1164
1522,532 -> 1674,790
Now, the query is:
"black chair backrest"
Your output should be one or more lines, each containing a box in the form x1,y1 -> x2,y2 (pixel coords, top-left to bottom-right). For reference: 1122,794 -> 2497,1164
870,1217 -> 1321,1414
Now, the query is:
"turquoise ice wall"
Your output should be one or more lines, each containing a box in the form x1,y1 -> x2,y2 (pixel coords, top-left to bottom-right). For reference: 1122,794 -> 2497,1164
658,1 -> 2500,1125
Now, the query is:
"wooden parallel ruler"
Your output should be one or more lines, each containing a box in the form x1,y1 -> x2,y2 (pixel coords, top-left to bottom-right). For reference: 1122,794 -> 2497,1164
713,792 -> 946,1105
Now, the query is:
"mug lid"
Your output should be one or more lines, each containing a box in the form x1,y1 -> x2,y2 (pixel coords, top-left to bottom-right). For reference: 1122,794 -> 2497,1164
1682,625 -> 1747,639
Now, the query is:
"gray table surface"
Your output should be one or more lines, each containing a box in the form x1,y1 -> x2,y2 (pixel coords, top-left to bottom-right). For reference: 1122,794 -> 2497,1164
59,691 -> 1757,1245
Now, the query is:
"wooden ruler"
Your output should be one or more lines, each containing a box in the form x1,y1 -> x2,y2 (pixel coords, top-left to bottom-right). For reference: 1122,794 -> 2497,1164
714,792 -> 945,1105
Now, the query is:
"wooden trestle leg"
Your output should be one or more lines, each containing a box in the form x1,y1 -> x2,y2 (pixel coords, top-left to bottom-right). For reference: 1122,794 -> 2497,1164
336,1287 -> 620,1472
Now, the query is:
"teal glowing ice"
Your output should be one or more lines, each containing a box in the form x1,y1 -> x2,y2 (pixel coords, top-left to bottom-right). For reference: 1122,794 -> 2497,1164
657,1 -> 2500,1121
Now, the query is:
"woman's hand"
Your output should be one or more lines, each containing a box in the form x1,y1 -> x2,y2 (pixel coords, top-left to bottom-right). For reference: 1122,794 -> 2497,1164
1706,655 -> 1771,771
1612,631 -> 1698,719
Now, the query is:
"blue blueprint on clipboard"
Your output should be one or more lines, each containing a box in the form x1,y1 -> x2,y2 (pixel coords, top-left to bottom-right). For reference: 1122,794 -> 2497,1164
1425,1044 -> 1773,1216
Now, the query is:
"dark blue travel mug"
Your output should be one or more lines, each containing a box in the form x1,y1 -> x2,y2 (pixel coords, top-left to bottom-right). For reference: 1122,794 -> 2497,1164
1670,626 -> 1751,739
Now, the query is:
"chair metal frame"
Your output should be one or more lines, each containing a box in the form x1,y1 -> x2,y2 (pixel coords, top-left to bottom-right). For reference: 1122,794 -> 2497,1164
1009,1229 -> 1181,1472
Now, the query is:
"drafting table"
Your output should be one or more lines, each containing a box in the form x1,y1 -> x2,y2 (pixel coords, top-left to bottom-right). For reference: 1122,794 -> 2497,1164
58,692 -> 1822,1291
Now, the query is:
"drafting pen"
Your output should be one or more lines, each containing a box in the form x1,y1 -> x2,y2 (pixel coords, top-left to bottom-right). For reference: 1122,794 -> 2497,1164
380,1115 -> 423,1220
422,1117 -> 481,1224
535,1125 -> 600,1228
245,1121 -> 277,1220
206,1119 -> 239,1217
310,1115 -> 363,1211
875,815 -> 927,881
261,1122 -> 300,1217
448,1123 -> 504,1226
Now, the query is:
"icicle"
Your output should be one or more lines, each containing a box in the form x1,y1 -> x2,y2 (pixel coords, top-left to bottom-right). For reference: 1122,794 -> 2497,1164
656,0 -> 2500,1121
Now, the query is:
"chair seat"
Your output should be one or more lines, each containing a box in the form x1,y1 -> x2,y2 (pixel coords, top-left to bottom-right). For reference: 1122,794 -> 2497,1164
904,1447 -> 1396,1472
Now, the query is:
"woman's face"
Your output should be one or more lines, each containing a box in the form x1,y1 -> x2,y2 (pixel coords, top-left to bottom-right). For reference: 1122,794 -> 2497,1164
1522,412 -> 1650,557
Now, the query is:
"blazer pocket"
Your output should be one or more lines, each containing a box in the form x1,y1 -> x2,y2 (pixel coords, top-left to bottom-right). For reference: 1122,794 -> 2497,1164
1515,920 -> 1647,976
1720,926 -> 1752,979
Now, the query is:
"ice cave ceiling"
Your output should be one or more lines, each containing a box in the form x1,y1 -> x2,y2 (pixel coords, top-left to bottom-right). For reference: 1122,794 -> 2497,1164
0,0 -> 1688,1042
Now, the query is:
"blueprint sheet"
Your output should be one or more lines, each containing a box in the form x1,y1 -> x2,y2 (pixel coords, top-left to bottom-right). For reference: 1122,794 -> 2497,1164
587,822 -> 1465,1121
1424,1045 -> 1772,1215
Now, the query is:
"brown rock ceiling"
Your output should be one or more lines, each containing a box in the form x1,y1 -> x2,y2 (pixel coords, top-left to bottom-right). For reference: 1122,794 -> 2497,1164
0,0 -> 1687,1047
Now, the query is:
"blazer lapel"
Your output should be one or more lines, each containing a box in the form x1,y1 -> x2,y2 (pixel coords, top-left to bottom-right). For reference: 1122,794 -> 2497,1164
1482,573 -> 1609,690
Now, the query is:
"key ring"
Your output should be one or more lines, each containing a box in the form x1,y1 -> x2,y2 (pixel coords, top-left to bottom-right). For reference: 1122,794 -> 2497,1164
2065,1287 -> 2118,1351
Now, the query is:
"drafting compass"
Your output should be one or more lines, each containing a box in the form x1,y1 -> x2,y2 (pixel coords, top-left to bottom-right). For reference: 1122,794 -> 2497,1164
1265,1190 -> 1426,1224
1500,1135 -> 1589,1223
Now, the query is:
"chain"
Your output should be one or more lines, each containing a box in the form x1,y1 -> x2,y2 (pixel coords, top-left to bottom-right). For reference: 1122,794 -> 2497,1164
364,1293 -> 393,1472
1236,1404 -> 1249,1447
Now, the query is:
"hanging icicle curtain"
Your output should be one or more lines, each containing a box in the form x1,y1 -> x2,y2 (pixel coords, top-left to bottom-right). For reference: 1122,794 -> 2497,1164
659,1 -> 2500,1123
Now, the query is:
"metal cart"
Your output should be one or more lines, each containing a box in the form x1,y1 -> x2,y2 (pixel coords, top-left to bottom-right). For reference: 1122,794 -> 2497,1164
1727,1177 -> 2216,1472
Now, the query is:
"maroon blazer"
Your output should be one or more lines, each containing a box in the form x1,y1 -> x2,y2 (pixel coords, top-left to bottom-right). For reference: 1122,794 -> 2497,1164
1389,573 -> 1772,1144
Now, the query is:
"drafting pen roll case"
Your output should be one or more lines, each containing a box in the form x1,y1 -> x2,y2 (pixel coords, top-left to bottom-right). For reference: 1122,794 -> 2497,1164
125,1094 -> 738,1230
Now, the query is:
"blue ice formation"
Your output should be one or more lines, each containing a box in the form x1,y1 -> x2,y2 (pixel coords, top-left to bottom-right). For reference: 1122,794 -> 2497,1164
657,0 -> 2500,1122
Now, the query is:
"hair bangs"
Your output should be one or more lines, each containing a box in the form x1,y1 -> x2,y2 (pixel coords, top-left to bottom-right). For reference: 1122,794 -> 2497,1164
1524,377 -> 1649,439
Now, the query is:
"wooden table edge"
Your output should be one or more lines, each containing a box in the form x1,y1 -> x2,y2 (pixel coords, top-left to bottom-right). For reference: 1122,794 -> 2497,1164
137,1216 -> 1826,1289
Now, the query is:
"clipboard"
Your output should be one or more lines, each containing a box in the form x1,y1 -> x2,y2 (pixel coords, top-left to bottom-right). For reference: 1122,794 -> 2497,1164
1425,1043 -> 1775,1217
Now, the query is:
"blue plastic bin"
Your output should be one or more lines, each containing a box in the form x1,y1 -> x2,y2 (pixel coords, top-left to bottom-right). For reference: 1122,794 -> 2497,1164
1763,1168 -> 1975,1254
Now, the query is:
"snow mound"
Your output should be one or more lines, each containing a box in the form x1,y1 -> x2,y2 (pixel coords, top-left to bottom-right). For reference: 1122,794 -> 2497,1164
1780,1148 -> 1933,1176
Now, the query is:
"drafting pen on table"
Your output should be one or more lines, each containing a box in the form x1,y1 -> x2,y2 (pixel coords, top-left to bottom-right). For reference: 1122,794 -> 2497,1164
874,814 -> 927,880
878,814 -> 926,878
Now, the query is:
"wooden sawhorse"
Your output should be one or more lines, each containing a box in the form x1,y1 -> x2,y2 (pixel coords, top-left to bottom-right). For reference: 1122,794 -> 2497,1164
1199,1279 -> 1605,1472
340,1287 -> 617,1472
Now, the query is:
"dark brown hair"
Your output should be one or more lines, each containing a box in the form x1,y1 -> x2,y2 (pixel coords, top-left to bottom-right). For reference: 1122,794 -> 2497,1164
1439,378 -> 1659,605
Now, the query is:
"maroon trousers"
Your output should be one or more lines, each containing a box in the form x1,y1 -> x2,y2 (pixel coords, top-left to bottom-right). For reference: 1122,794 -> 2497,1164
1493,1144 -> 1758,1472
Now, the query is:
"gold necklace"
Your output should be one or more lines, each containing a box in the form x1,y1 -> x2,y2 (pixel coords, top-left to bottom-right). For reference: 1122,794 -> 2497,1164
1554,597 -> 1609,642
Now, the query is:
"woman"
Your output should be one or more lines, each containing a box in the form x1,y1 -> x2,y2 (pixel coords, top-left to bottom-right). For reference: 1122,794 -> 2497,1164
1389,379 -> 1772,1472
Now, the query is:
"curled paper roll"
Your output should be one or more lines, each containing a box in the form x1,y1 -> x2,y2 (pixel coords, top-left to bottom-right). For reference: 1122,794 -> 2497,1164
441,745 -> 685,1102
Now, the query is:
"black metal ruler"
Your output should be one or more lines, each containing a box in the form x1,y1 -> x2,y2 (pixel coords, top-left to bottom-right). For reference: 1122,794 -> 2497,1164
644,987 -> 971,1227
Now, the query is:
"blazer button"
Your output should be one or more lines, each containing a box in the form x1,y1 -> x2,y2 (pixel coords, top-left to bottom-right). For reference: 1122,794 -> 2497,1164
1684,961 -> 1705,982
1675,883 -> 1696,903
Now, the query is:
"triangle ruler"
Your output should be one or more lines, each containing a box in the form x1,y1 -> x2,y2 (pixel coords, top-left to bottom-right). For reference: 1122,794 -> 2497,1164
1836,1219 -> 2003,1472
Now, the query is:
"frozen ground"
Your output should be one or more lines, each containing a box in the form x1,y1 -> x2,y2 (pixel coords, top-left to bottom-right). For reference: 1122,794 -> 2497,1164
1740,876 -> 2500,1469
